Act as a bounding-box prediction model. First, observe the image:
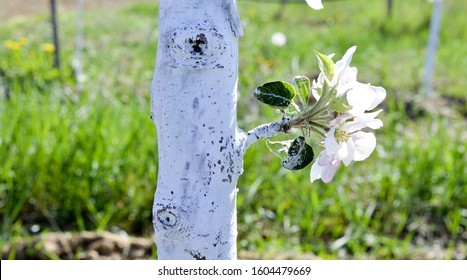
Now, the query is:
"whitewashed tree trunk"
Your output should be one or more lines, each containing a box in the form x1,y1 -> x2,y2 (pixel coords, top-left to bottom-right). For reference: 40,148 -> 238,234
150,0 -> 247,260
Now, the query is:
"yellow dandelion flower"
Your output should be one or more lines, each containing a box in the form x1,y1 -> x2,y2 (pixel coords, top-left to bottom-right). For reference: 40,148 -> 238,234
19,37 -> 28,46
41,43 -> 55,53
3,39 -> 21,51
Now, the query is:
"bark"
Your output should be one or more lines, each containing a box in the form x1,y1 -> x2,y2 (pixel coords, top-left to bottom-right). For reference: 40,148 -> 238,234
150,0 -> 248,260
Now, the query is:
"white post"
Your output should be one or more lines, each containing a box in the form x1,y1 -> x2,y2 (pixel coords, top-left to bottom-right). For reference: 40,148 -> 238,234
422,0 -> 443,96
73,0 -> 84,83
150,0 -> 244,260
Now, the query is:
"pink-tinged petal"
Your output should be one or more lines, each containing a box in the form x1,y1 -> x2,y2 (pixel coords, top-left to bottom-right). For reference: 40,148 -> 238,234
311,152 -> 342,183
324,127 -> 339,154
305,0 -> 324,10
310,157 -> 324,183
318,153 -> 332,165
321,161 -> 341,183
351,131 -> 376,161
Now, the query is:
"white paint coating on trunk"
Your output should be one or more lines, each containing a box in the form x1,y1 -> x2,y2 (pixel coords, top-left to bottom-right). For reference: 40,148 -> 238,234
150,0 -> 249,260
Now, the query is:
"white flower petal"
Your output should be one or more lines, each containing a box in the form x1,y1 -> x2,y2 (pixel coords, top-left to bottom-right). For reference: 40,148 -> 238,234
321,160 -> 340,183
337,141 -> 349,160
367,86 -> 386,111
351,131 -> 376,161
365,117 -> 383,130
310,155 -> 324,183
343,110 -> 383,132
335,66 -> 358,93
342,139 -> 355,166
334,46 -> 357,83
305,0 -> 324,10
340,67 -> 358,83
311,75 -> 324,101
324,127 -> 339,154
311,152 -> 341,183
347,84 -> 375,114
347,83 -> 386,115
329,113 -> 352,127
318,153 -> 332,165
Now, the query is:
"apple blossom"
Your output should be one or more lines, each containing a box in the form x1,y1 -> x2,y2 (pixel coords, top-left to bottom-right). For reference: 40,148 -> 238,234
251,45 -> 386,183
305,0 -> 324,10
306,46 -> 387,183
312,46 -> 386,116
309,108 -> 384,183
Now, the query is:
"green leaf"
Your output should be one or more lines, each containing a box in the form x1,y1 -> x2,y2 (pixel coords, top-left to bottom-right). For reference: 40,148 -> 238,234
266,139 -> 293,161
292,76 -> 311,108
253,81 -> 296,108
315,51 -> 335,81
281,136 -> 314,170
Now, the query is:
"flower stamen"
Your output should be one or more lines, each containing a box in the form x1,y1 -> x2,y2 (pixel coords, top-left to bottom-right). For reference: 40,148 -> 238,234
334,127 -> 350,142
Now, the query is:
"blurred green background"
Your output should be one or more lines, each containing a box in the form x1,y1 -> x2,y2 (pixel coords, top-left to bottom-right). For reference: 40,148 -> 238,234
0,0 -> 465,259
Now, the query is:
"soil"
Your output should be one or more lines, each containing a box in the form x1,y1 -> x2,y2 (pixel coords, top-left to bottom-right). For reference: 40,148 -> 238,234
3,230 -> 463,260
1,231 -> 321,260
2,231 -> 156,260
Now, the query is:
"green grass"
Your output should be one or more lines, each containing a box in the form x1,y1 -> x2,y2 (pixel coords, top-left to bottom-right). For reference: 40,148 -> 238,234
0,0 -> 466,259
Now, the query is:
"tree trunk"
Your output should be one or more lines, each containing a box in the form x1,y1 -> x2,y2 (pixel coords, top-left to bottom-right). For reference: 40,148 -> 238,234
150,0 -> 245,260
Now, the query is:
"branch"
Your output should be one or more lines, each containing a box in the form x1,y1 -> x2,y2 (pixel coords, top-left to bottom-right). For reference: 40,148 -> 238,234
244,118 -> 291,150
